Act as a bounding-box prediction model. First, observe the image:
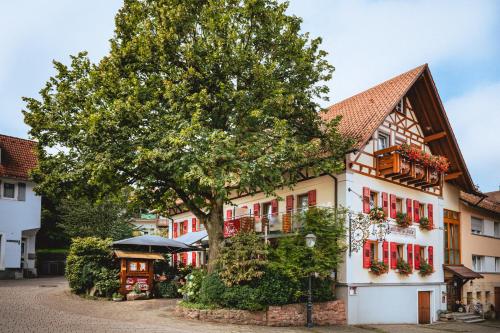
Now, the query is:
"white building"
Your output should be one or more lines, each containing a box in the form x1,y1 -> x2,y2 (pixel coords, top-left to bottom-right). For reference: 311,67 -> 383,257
0,134 -> 40,279
130,213 -> 169,237
167,64 -> 481,324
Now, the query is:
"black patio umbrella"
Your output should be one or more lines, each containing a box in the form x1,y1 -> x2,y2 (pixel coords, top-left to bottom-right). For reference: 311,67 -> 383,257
112,235 -> 196,253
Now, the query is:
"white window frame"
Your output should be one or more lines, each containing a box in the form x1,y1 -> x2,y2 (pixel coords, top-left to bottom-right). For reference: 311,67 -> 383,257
1,181 -> 17,200
496,257 -> 500,273
472,255 -> 484,272
378,132 -> 390,150
494,222 -> 500,238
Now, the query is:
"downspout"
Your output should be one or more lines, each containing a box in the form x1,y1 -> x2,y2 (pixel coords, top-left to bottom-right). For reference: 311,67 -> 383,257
326,173 -> 338,210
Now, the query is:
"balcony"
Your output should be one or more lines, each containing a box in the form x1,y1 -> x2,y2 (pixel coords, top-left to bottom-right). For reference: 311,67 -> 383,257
223,212 -> 302,238
375,145 -> 444,189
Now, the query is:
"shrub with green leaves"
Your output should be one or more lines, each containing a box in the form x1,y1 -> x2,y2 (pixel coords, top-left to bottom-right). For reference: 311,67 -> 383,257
65,237 -> 118,296
178,269 -> 206,302
156,280 -> 181,298
221,284 -> 264,311
199,272 -> 226,305
217,231 -> 268,286
256,266 -> 300,305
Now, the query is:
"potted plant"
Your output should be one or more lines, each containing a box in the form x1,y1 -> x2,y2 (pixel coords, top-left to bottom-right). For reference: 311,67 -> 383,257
395,212 -> 411,228
112,292 -> 123,302
369,260 -> 388,275
369,207 -> 386,224
396,259 -> 412,276
419,260 -> 434,277
126,283 -> 147,301
419,217 -> 433,231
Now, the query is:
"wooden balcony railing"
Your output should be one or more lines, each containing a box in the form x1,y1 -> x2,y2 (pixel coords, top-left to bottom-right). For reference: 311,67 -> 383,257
224,213 -> 302,237
375,146 -> 443,189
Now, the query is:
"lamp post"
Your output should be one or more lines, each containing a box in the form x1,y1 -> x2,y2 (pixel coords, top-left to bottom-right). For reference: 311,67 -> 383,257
305,233 -> 316,328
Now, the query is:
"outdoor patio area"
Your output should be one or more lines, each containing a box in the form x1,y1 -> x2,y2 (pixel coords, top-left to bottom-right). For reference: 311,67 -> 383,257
1,277 -> 500,333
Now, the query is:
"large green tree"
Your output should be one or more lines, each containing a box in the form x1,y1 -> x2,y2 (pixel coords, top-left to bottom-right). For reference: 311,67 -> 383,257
24,0 -> 351,271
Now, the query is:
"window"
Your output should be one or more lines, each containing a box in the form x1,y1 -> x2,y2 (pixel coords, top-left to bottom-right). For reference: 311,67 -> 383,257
444,209 -> 461,264
496,257 -> 500,272
3,183 -> 15,198
485,291 -> 491,303
467,292 -> 473,305
369,191 -> 378,209
396,244 -> 404,261
476,291 -> 482,302
472,255 -> 484,272
396,198 -> 403,214
263,202 -> 273,217
17,182 -> 26,201
378,132 -> 390,150
297,194 -> 309,211
494,222 -> 500,238
471,217 -> 483,235
419,204 -> 425,219
420,246 -> 427,262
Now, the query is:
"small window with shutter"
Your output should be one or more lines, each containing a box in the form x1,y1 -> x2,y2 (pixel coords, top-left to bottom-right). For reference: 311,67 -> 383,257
369,191 -> 379,209
3,183 -> 15,199
297,194 -> 309,212
471,217 -> 483,235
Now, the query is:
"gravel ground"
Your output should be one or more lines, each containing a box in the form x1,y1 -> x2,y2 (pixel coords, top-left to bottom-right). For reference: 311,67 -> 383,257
0,276 -> 499,333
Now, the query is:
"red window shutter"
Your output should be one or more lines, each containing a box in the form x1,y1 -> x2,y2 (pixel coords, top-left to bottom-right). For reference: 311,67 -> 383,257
382,192 -> 388,216
192,218 -> 197,232
226,209 -> 232,220
253,203 -> 260,217
406,199 -> 413,222
383,241 -> 389,266
362,187 -> 370,213
427,203 -> 434,227
308,190 -> 317,207
407,244 -> 413,270
286,195 -> 294,212
183,220 -> 188,234
182,253 -> 187,265
271,199 -> 279,215
390,242 -> 398,269
413,200 -> 420,223
363,242 -> 371,268
390,194 -> 397,219
173,223 -> 178,238
173,253 -> 178,266
191,252 -> 197,267
414,245 -> 421,270
428,246 -> 434,269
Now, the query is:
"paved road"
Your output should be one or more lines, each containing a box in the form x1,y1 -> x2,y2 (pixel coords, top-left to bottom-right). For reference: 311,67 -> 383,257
1,277 -> 499,333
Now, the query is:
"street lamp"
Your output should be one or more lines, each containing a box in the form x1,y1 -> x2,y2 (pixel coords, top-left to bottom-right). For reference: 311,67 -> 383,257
305,233 -> 316,328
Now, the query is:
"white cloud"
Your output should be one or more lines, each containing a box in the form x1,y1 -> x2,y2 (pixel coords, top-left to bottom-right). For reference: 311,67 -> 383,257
445,83 -> 500,192
287,0 -> 498,102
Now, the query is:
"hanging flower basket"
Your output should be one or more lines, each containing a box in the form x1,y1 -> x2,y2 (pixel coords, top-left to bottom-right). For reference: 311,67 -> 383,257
396,259 -> 412,276
369,207 -> 386,224
419,217 -> 433,231
399,144 -> 450,173
419,260 -> 434,277
395,212 -> 411,228
369,260 -> 388,275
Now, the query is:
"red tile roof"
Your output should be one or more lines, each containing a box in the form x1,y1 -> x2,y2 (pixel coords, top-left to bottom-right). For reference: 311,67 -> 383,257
0,134 -> 38,180
321,64 -> 427,149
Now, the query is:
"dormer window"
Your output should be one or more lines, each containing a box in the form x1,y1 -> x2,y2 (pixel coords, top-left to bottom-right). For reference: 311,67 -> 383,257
378,132 -> 390,150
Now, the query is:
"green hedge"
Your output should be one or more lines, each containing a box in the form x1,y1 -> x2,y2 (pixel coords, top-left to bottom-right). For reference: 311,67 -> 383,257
65,237 -> 119,297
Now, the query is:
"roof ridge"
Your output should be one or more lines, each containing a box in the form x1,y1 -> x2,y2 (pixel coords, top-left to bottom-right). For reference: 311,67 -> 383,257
0,133 -> 36,144
325,64 -> 427,110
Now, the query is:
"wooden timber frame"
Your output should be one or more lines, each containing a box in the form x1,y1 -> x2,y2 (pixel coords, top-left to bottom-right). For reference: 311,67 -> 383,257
114,250 -> 164,295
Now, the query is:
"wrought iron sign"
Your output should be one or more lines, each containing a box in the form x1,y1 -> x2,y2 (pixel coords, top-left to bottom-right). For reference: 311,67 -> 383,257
348,211 -> 391,256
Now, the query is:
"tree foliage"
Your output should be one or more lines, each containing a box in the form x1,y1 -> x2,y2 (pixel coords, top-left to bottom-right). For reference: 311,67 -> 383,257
23,0 -> 352,270
59,195 -> 133,241
217,231 -> 268,286
270,207 -> 347,279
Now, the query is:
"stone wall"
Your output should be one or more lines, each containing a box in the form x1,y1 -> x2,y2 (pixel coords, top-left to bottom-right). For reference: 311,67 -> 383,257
174,300 -> 346,326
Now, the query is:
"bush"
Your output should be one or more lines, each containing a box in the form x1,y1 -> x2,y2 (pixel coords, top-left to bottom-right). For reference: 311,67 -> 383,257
303,277 -> 334,302
256,267 -> 300,305
65,237 -> 118,296
156,280 -> 181,298
199,272 -> 226,305
221,284 -> 264,311
178,269 -> 206,302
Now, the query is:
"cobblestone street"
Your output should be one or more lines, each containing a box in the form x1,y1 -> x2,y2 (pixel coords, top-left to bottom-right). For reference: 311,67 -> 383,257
1,277 -> 500,333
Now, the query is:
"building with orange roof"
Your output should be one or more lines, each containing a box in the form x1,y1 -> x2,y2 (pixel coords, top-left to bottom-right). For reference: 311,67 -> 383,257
0,134 -> 41,279
167,64 -> 484,324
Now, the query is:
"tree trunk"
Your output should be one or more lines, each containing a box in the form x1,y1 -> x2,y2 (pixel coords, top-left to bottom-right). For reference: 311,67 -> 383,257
204,200 -> 224,273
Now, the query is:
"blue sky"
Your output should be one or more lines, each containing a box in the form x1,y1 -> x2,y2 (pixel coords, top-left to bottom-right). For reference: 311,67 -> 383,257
0,1 -> 498,192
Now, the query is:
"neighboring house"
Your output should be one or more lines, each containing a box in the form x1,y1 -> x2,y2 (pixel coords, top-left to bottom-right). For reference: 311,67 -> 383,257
130,213 -> 169,237
167,64 -> 481,324
458,191 -> 500,317
0,134 -> 40,279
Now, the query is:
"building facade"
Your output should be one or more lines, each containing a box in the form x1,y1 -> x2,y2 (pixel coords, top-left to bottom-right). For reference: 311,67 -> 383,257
167,64 -> 482,324
0,134 -> 40,279
459,191 -> 500,317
